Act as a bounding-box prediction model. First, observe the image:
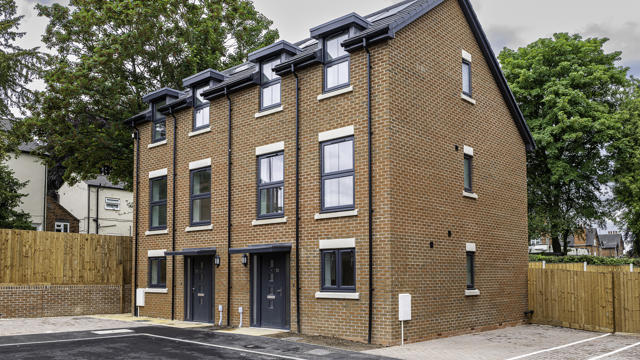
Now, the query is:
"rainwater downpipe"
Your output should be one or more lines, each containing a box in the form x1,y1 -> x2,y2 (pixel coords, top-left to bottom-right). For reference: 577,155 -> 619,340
95,184 -> 101,234
170,107 -> 178,321
363,38 -> 374,345
292,64 -> 301,334
226,88 -> 232,327
132,126 -> 140,316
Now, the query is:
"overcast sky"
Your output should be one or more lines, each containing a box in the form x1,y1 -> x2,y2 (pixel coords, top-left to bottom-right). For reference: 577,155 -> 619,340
17,0 -> 640,77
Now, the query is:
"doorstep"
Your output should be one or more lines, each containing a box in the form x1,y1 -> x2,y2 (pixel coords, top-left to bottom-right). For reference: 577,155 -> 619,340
88,314 -> 211,329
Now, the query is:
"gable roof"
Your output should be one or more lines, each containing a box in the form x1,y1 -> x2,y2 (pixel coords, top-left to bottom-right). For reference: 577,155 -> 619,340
130,0 -> 535,150
599,234 -> 622,249
567,228 -> 598,247
85,175 -> 126,190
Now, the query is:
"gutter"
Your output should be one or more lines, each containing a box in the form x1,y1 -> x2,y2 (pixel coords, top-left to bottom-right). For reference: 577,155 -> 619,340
132,126 -> 140,316
292,64 -> 301,333
363,38 -> 375,345
226,88 -> 232,327
169,107 -> 178,320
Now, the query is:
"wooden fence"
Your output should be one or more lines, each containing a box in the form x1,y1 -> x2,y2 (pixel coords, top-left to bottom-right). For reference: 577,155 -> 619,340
528,265 -> 640,333
0,229 -> 132,285
529,262 -> 635,273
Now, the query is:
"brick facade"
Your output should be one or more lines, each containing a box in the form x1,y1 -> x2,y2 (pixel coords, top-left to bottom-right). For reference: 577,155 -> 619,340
0,284 -> 130,318
130,0 -> 529,345
45,195 -> 80,233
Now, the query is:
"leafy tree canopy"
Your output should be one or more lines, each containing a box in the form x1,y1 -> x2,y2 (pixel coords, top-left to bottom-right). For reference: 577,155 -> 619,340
21,0 -> 278,190
0,0 -> 42,157
499,33 -> 630,253
0,162 -> 34,230
608,79 -> 640,255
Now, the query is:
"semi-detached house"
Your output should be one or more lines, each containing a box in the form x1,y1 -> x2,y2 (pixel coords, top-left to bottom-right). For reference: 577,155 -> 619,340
126,0 -> 535,345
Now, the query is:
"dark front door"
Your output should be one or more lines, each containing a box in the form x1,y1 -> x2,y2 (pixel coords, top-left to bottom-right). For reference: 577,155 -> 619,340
259,253 -> 287,328
190,256 -> 213,322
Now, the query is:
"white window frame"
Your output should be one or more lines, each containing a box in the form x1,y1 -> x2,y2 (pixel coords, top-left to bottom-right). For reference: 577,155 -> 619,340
55,222 -> 70,233
105,197 -> 120,211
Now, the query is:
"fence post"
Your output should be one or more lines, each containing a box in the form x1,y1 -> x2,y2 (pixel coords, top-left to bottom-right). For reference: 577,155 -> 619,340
611,272 -> 616,333
630,263 -> 634,273
584,262 -> 587,272
542,260 -> 546,269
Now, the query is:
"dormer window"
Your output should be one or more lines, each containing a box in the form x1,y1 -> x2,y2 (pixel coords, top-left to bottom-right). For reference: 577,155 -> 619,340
260,57 -> 282,110
151,99 -> 167,143
193,84 -> 210,130
324,32 -> 350,92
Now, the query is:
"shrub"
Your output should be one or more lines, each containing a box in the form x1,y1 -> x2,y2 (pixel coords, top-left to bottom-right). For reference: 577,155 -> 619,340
529,254 -> 640,266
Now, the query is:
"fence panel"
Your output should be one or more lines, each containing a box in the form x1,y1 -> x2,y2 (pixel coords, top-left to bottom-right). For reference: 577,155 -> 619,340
0,229 -> 132,285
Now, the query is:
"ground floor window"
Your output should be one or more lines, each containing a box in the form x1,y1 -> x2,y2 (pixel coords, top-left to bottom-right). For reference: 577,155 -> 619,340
321,249 -> 355,291
149,257 -> 166,288
54,221 -> 69,233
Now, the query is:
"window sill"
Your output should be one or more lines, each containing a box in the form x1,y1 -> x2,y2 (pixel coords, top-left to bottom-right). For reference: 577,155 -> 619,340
188,127 -> 211,137
315,292 -> 360,300
463,191 -> 478,199
145,288 -> 168,294
252,217 -> 287,226
461,93 -> 476,105
314,209 -> 358,220
185,224 -> 212,232
465,289 -> 480,296
255,106 -> 283,118
145,229 -> 168,236
317,86 -> 353,101
148,140 -> 167,149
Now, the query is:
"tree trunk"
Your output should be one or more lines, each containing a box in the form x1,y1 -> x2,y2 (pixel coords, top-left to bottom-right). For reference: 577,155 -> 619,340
551,235 -> 562,254
561,231 -> 570,255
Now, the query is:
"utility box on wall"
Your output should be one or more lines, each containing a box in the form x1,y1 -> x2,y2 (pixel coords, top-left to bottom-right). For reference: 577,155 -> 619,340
399,293 -> 411,321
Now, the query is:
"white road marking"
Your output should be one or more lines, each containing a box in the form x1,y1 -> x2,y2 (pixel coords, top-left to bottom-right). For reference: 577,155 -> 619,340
0,334 -> 143,347
91,329 -> 134,335
142,333 -> 308,360
0,332 -> 309,360
587,341 -> 640,360
504,333 -> 612,360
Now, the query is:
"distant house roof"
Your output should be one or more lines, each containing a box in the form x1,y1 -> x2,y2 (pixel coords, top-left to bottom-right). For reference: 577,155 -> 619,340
85,175 -> 126,190
567,228 -> 598,247
0,119 -> 41,154
599,234 -> 622,249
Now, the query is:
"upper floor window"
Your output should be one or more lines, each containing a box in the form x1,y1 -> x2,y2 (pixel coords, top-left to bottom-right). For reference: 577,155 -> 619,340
324,32 -> 350,92
464,153 -> 473,193
193,84 -> 210,130
190,167 -> 211,226
321,136 -> 354,211
462,60 -> 472,97
152,99 -> 167,143
55,221 -> 70,233
257,152 -> 284,218
260,57 -> 281,110
105,197 -> 120,211
149,176 -> 167,230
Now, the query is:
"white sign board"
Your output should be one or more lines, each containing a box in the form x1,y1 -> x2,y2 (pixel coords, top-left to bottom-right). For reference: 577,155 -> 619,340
399,293 -> 411,321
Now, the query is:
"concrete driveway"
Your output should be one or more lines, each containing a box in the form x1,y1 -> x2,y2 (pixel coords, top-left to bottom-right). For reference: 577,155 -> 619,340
364,325 -> 640,360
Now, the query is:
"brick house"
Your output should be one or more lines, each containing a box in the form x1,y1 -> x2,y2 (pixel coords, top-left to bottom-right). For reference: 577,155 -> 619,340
45,195 -> 80,233
599,233 -> 624,257
567,228 -> 600,255
126,0 -> 534,345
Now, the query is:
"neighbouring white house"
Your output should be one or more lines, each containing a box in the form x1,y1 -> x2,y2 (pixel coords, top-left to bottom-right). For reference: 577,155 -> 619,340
58,175 -> 133,236
3,141 -> 48,231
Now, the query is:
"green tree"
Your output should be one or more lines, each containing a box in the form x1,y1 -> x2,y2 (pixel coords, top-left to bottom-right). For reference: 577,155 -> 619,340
499,33 -> 630,253
0,162 -> 34,230
0,0 -> 42,156
608,79 -> 640,256
22,0 -> 278,189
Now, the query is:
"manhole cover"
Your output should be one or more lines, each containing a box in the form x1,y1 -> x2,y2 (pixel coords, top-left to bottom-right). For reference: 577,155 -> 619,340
305,349 -> 333,356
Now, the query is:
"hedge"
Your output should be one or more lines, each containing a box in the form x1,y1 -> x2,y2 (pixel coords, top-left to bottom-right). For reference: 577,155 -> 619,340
529,254 -> 640,266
